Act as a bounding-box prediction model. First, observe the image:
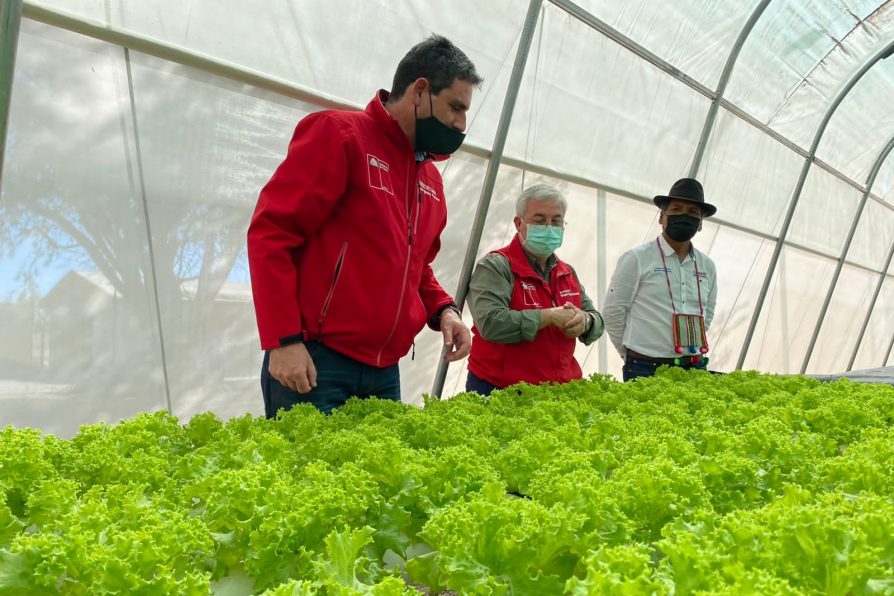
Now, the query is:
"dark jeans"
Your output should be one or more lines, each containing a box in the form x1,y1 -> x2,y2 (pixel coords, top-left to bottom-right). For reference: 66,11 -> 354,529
261,341 -> 400,417
465,370 -> 499,397
622,353 -> 707,382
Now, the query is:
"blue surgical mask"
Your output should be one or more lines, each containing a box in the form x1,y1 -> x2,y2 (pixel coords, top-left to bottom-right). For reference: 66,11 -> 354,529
522,222 -> 563,257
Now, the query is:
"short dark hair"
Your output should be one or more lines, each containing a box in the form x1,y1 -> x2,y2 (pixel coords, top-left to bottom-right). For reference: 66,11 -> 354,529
389,35 -> 482,99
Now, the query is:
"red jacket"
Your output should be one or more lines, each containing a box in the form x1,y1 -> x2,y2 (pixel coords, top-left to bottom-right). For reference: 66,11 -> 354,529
247,91 -> 454,367
468,236 -> 583,388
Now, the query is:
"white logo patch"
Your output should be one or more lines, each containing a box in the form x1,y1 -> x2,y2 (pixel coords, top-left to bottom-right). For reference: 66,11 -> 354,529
367,154 -> 393,195
520,281 -> 541,307
418,180 -> 440,201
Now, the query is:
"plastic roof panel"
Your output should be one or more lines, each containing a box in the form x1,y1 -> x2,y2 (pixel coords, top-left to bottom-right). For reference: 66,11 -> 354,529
849,198 -> 894,270
744,246 -> 836,373
504,3 -> 711,198
850,278 -> 894,369
786,166 -> 862,257
878,157 -> 894,201
128,50 -> 311,421
699,227 -> 776,371
727,0 -> 894,149
816,59 -> 894,182
1,21 -> 169,435
573,0 -> 756,88
699,108 -> 804,236
808,264 -> 878,373
30,0 -> 530,146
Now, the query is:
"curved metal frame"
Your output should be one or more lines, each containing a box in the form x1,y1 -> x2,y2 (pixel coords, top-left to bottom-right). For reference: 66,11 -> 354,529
847,220 -> 894,371
736,38 -> 894,371
801,134 -> 894,373
548,0 -> 714,99
0,0 -> 23,190
885,317 -> 894,367
124,48 -> 173,413
845,131 -> 894,372
689,0 -> 772,177
23,0 -> 894,227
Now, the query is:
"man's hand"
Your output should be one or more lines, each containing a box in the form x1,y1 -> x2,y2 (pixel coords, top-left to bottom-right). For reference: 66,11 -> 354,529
269,343 -> 317,393
561,302 -> 590,338
440,309 -> 471,362
539,305 -> 576,329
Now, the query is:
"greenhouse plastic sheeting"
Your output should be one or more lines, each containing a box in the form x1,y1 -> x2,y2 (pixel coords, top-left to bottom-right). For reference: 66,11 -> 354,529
808,264 -> 880,373
4,0 -> 894,435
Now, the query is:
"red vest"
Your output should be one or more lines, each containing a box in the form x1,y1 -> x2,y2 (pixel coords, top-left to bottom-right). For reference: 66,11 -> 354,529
468,236 -> 584,389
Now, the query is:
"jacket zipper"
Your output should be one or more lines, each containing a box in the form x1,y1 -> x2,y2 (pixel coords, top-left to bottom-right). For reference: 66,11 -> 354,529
376,157 -> 417,366
413,183 -> 422,239
318,241 -> 349,342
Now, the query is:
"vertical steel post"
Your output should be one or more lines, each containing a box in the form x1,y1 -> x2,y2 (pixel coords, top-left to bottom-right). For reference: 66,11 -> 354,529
0,0 -> 24,190
431,0 -> 543,397
689,0 -> 772,177
802,134 -> 894,373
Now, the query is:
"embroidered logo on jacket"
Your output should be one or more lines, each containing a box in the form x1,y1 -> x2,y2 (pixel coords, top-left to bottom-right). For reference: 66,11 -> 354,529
520,281 -> 542,307
418,180 -> 440,201
367,154 -> 393,195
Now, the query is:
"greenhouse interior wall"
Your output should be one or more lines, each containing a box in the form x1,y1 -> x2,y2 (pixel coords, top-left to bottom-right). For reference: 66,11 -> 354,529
2,0 -> 894,437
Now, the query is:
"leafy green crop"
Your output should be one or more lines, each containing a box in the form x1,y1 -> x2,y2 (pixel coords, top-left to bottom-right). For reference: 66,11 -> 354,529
1,369 -> 893,594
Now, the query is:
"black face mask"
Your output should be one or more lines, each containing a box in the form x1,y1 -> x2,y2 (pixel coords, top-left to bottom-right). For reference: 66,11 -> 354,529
665,214 -> 701,242
414,89 -> 465,155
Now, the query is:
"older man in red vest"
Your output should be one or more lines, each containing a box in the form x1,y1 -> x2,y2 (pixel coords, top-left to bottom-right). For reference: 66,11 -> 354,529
466,184 -> 604,396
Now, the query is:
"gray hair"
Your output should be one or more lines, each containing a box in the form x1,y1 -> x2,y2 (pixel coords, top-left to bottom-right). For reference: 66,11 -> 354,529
515,184 -> 567,218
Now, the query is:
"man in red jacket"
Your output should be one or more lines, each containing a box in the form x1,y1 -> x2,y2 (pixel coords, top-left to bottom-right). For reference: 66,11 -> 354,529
248,36 -> 479,416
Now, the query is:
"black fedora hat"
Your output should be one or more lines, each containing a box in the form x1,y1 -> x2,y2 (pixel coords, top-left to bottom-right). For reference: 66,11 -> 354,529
653,178 -> 716,218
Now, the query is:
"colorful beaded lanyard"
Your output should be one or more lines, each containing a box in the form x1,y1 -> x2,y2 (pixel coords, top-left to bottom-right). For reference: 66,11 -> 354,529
656,237 -> 709,361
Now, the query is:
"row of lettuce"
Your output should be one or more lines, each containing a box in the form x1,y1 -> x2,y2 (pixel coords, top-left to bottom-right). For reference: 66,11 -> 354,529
2,369 -> 894,594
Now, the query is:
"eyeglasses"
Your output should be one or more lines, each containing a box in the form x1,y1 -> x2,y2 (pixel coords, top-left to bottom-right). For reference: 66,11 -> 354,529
525,218 -> 566,228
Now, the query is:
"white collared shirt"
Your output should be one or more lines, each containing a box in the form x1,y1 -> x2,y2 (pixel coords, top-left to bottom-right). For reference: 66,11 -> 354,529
603,235 -> 717,359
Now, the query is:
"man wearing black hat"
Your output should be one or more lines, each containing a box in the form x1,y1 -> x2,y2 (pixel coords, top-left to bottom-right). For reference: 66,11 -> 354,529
602,178 -> 718,381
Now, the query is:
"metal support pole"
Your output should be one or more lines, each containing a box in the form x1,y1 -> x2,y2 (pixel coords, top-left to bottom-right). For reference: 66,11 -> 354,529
689,0 -> 771,177
736,39 -> 894,370
801,134 -> 894,373
597,188 -> 607,374
548,0 -> 713,99
431,0 -> 543,397
124,49 -> 173,414
0,0 -> 23,190
885,328 -> 894,368
847,241 -> 894,371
